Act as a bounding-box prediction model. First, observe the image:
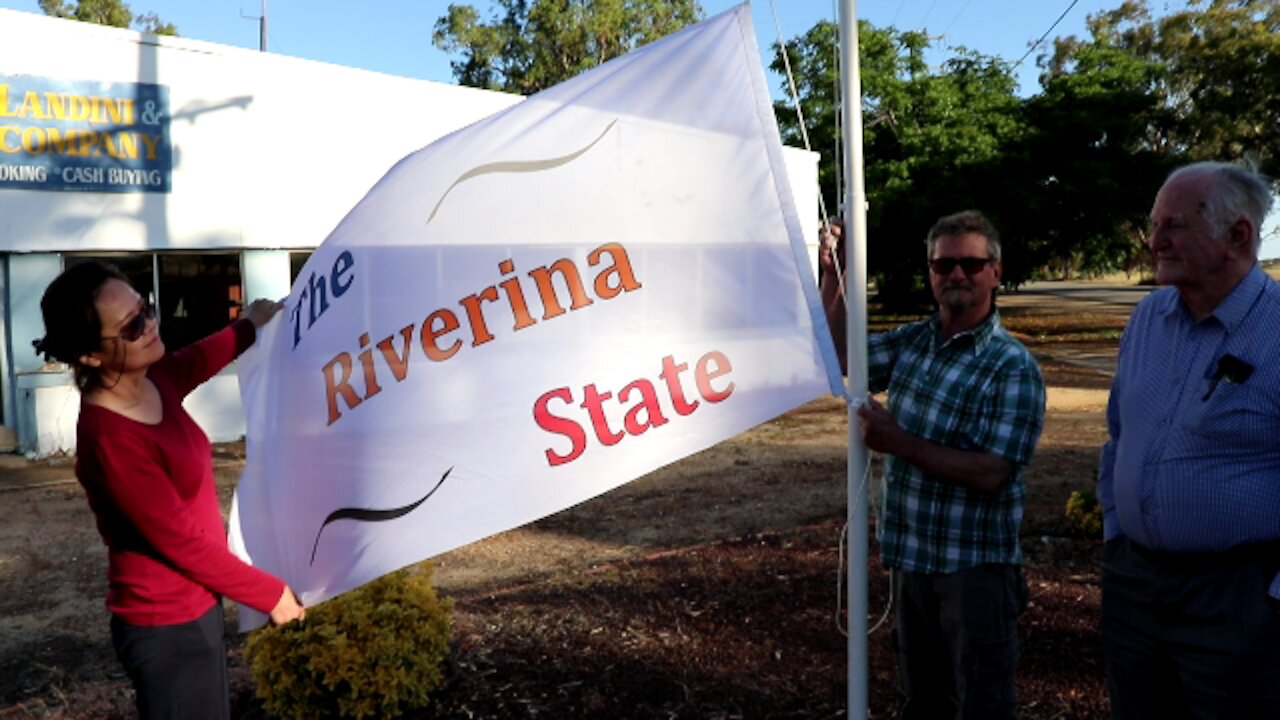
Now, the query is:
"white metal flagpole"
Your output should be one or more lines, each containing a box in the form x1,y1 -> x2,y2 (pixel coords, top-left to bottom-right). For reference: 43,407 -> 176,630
838,1 -> 871,718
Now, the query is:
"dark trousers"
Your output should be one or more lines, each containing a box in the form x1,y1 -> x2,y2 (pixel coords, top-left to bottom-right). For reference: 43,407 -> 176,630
1102,537 -> 1280,720
110,602 -> 231,720
892,563 -> 1027,720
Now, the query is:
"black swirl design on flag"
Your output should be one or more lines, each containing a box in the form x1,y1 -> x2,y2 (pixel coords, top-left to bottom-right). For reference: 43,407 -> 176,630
309,467 -> 452,566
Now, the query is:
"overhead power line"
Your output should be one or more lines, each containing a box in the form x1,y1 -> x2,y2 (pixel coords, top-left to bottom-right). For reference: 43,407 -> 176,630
940,0 -> 975,39
889,0 -> 910,27
916,0 -> 942,30
1014,0 -> 1080,68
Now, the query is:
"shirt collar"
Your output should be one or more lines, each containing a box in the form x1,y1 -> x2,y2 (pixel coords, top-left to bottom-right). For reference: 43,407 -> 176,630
930,309 -> 999,355
1160,264 -> 1268,333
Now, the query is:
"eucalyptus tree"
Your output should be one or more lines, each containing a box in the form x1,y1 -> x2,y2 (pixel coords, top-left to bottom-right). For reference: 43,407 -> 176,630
39,0 -> 177,35
434,0 -> 702,94
1032,0 -> 1280,274
773,20 -> 1024,306
1048,0 -> 1280,176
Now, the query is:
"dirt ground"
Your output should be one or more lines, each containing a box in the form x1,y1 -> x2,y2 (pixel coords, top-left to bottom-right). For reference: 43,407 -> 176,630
0,296 -> 1128,719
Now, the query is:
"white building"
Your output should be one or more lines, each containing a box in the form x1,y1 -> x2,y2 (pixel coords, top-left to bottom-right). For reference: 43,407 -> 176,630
0,9 -> 818,457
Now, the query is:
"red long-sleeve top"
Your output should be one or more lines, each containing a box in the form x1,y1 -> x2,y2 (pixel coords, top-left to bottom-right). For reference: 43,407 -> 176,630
76,319 -> 284,626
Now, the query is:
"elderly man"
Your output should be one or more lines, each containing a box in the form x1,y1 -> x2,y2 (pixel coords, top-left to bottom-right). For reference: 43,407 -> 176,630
822,210 -> 1046,719
1099,161 -> 1280,718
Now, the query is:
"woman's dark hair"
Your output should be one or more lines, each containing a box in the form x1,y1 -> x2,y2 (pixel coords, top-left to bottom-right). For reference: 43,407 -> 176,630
33,261 -> 130,392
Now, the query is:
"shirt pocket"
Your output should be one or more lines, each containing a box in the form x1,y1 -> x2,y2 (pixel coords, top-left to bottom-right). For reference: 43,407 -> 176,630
1179,381 -> 1274,451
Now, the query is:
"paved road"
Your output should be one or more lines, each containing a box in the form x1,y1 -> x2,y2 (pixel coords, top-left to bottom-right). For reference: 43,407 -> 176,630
999,280 -> 1153,377
1001,280 -> 1154,316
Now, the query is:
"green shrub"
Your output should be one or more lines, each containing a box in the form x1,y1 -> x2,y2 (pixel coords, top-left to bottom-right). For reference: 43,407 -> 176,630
1065,489 -> 1103,538
246,565 -> 453,719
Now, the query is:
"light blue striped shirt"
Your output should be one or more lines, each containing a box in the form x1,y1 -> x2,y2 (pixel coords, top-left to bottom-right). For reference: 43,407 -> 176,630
1099,265 -> 1280,598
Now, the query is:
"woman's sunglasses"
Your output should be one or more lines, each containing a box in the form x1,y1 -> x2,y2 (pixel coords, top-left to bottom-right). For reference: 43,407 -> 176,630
102,301 -> 155,343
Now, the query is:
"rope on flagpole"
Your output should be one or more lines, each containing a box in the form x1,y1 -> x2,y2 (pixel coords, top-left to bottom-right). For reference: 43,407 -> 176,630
767,0 -> 833,229
835,453 -> 892,637
768,0 -> 849,315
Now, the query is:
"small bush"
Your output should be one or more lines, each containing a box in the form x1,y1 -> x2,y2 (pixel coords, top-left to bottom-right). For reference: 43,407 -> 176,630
246,565 -> 453,719
1065,489 -> 1103,538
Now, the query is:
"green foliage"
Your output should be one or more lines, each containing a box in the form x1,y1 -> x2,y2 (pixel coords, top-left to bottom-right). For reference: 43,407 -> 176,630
1022,0 -> 1280,276
434,0 -> 702,93
246,566 -> 453,719
773,20 -> 1026,307
1008,39 -> 1172,279
1047,0 -> 1280,177
1065,489 -> 1103,538
772,1 -> 1280,304
39,0 -> 177,35
132,11 -> 176,36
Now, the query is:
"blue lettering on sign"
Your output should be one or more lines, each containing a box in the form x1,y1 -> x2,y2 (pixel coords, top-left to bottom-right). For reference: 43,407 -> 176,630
292,250 -> 357,350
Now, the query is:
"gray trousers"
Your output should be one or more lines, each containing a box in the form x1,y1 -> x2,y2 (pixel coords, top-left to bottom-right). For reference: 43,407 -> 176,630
110,602 -> 231,720
1102,537 -> 1280,720
892,563 -> 1027,720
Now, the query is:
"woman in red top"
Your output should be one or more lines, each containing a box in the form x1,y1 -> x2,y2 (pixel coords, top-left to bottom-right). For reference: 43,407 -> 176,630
34,261 -> 305,720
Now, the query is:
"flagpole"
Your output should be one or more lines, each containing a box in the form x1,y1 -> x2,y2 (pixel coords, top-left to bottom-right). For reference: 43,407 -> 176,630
838,1 -> 870,718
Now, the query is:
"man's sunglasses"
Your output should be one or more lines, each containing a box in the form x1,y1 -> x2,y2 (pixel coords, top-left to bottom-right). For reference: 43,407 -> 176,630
102,301 -> 155,342
929,257 -> 992,276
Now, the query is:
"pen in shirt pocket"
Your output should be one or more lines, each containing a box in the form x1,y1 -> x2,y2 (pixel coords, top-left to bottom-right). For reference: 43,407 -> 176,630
1202,353 -> 1254,401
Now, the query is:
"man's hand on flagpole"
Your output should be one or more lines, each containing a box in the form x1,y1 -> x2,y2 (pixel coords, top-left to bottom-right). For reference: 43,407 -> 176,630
819,218 -> 844,278
856,395 -> 906,455
819,218 -> 848,374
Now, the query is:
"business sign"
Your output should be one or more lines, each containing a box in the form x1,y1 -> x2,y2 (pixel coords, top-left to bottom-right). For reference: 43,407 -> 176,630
0,75 -> 172,192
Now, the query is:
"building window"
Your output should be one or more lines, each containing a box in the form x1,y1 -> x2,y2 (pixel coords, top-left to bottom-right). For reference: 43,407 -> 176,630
67,252 -> 243,352
157,254 -> 243,351
289,250 -> 313,285
67,253 -> 156,305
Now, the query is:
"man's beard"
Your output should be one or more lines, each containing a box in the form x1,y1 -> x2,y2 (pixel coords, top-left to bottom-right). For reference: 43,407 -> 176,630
939,283 -> 975,311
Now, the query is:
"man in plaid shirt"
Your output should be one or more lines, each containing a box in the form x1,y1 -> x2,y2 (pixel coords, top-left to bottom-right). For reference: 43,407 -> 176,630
822,210 -> 1046,719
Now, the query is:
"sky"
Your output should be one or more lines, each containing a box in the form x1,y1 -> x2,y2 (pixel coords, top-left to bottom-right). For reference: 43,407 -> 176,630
0,0 -> 1188,96
1,0 -> 1275,255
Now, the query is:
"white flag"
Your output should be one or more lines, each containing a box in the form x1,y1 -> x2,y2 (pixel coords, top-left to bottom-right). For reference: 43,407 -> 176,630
229,4 -> 842,629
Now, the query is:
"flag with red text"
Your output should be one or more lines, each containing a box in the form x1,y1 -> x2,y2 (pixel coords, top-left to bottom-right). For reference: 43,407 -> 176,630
229,3 -> 842,628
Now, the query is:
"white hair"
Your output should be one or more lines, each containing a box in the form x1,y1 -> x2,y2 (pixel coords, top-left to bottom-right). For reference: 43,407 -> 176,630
1167,161 -> 1274,254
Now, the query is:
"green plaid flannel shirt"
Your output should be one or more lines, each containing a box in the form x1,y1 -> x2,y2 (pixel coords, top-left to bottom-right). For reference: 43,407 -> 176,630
869,311 -> 1045,573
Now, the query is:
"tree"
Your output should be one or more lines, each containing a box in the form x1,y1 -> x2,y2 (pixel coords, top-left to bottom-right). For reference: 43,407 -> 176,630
775,1 -> 1280,298
39,0 -> 177,35
433,0 -> 702,93
1026,0 -> 1280,276
773,21 -> 1025,306
1013,38 -> 1173,278
1048,0 -> 1280,177
134,11 -> 177,36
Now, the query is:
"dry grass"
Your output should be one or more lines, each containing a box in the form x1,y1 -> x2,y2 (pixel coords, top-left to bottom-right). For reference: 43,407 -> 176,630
1264,258 -> 1280,280
0,308 -> 1124,720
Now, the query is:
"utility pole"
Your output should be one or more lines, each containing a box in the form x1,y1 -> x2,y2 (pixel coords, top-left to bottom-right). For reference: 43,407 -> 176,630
241,0 -> 267,52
